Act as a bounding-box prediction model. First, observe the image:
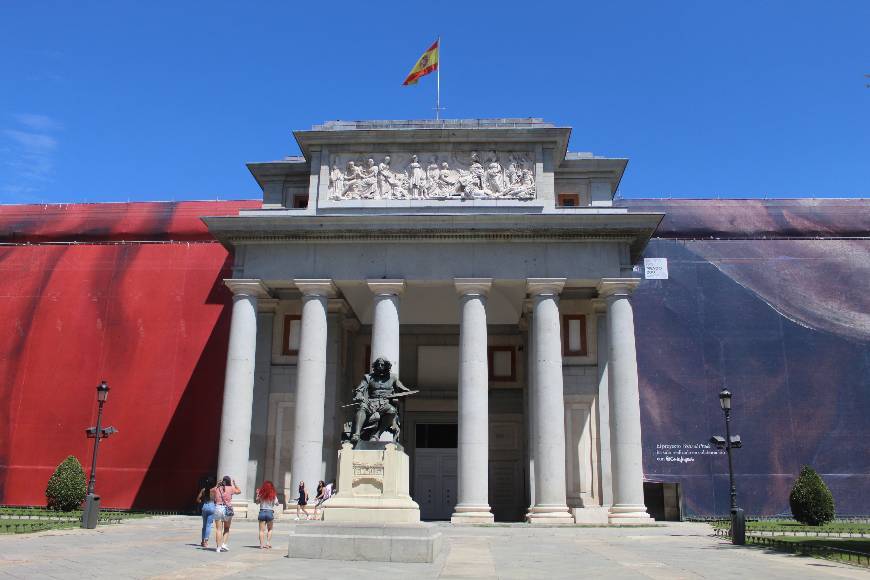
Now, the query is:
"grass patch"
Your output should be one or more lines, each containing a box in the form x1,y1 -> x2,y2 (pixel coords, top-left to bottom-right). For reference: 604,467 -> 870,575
710,519 -> 870,535
0,519 -> 79,534
766,536 -> 870,553
0,506 -> 151,534
748,535 -> 870,567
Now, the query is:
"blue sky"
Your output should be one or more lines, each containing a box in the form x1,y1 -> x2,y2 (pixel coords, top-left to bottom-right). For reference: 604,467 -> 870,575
1,0 -> 868,203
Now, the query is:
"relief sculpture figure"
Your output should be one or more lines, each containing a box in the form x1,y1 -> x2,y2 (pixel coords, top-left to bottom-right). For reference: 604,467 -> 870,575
407,154 -> 425,199
329,164 -> 345,200
437,162 -> 460,197
377,156 -> 402,199
358,158 -> 379,199
424,159 -> 441,198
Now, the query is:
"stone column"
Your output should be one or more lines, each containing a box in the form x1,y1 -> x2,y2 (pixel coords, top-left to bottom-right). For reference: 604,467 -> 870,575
290,279 -> 337,493
451,279 -> 494,523
217,279 -> 270,506
525,278 -> 574,524
598,278 -> 652,523
592,299 -> 614,507
367,279 -> 405,374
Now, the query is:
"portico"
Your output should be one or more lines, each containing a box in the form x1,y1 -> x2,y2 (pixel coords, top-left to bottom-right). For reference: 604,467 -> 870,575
205,119 -> 662,524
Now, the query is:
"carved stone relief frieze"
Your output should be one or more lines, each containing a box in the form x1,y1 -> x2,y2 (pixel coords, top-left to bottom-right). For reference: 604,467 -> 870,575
327,151 -> 536,201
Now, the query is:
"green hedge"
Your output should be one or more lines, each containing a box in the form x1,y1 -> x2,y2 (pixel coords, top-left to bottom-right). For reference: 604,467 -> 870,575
45,456 -> 87,512
790,465 -> 836,526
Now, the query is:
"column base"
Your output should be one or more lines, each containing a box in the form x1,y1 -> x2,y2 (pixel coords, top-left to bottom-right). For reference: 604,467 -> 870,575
450,504 -> 494,524
608,504 -> 653,524
526,505 -> 574,525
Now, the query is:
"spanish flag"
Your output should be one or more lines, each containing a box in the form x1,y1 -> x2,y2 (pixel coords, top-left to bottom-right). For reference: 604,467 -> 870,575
402,39 -> 439,86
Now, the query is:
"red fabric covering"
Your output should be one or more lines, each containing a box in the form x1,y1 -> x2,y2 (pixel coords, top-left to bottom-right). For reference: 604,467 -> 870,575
0,200 -> 258,510
0,200 -> 260,243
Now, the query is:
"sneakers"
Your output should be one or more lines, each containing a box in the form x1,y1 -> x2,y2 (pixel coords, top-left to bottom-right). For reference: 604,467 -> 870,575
294,516 -> 300,521
215,547 -> 223,553
221,544 -> 229,551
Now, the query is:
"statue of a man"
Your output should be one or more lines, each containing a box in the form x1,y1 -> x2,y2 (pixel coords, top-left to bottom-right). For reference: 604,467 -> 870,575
350,358 -> 415,445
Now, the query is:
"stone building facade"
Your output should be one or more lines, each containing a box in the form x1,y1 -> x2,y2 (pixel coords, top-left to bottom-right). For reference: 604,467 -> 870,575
204,119 -> 663,524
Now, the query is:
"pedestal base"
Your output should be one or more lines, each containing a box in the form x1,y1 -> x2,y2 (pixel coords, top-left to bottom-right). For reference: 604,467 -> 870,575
608,504 -> 654,525
322,498 -> 420,524
287,522 -> 443,563
571,506 -> 610,524
230,500 -> 249,519
323,442 -> 420,524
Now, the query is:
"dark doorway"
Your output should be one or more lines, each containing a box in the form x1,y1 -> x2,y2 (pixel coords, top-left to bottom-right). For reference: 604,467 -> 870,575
643,481 -> 683,521
413,423 -> 457,520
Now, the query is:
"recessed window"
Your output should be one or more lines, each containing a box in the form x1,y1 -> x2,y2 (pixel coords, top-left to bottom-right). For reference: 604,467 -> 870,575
415,424 -> 457,448
292,194 -> 309,209
282,315 -> 302,356
488,346 -> 516,382
563,315 -> 588,356
557,193 -> 579,208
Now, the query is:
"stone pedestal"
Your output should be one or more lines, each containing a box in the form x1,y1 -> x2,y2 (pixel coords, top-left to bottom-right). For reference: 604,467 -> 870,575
287,522 -> 443,563
322,442 -> 420,523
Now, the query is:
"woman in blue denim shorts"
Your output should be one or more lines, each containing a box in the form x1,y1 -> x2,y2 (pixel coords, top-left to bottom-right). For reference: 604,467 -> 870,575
255,480 -> 280,549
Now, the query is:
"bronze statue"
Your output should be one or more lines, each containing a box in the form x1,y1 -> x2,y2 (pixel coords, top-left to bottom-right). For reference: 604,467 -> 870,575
348,358 -> 417,446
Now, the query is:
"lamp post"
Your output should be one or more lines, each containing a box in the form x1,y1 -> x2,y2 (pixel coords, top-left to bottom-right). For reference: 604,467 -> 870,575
710,388 -> 745,545
82,380 -> 118,529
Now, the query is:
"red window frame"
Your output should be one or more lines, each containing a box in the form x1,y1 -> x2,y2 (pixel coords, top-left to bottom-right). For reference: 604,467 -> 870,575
488,346 -> 517,382
562,314 -> 588,356
282,315 -> 301,356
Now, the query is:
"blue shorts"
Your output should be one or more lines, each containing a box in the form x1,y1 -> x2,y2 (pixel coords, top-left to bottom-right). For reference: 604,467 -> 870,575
258,510 -> 274,522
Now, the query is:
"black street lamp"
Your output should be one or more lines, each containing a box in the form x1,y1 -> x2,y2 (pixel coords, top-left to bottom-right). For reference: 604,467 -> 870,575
710,388 -> 745,545
82,380 -> 118,529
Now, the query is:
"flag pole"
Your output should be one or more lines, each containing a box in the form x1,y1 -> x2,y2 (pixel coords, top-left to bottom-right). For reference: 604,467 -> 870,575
435,36 -> 441,121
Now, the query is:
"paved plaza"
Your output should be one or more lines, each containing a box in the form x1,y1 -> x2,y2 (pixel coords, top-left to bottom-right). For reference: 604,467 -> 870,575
0,516 -> 866,579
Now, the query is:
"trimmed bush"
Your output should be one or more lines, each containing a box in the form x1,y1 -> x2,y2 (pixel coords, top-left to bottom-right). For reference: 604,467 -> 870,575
45,456 -> 87,511
789,465 -> 835,526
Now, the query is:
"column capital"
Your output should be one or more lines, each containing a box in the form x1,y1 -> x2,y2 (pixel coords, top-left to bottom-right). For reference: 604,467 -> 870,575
591,298 -> 608,314
294,279 -> 337,298
366,279 -> 405,296
526,278 -> 566,297
597,278 -> 641,299
454,278 -> 492,296
224,279 -> 271,299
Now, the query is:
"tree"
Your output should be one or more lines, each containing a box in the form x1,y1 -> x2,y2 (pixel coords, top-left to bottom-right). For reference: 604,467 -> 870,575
45,456 -> 87,511
789,465 -> 835,526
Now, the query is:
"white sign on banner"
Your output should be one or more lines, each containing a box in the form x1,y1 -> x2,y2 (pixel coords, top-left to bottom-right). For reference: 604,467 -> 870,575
644,258 -> 669,280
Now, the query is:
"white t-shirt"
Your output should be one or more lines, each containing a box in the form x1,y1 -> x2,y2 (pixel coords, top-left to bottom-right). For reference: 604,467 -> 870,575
258,497 -> 279,512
